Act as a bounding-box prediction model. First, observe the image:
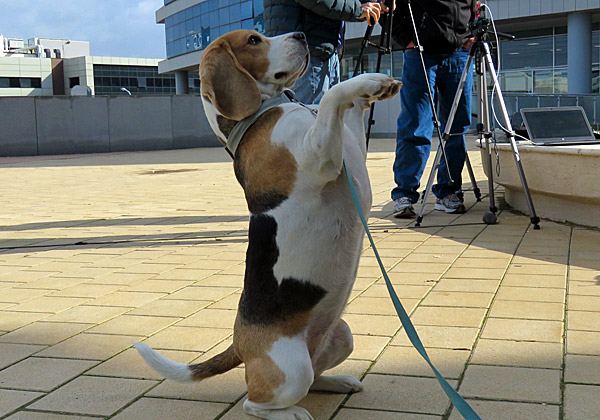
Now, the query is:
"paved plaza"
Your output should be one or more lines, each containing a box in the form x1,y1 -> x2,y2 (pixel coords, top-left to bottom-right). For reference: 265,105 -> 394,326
0,139 -> 598,420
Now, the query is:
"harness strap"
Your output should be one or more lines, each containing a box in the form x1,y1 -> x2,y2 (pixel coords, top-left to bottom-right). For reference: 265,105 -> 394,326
226,90 -> 294,157
343,161 -> 482,420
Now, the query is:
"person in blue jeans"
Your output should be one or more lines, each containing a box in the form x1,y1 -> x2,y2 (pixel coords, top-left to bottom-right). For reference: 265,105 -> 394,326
264,0 -> 386,104
391,0 -> 477,217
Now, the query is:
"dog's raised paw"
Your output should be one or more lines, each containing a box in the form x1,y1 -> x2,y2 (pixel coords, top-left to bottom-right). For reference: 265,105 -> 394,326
352,73 -> 401,103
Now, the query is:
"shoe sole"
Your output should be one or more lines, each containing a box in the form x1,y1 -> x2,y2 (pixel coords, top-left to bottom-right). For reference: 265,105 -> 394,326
434,203 -> 466,214
393,207 -> 416,218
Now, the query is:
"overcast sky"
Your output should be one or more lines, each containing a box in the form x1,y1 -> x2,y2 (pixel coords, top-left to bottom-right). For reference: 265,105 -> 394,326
0,0 -> 166,58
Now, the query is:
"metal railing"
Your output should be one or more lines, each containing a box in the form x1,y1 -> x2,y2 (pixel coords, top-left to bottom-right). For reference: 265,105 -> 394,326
476,92 -> 600,130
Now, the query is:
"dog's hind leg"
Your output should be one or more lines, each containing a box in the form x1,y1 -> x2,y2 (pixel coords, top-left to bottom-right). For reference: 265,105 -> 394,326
242,336 -> 315,420
309,319 -> 363,394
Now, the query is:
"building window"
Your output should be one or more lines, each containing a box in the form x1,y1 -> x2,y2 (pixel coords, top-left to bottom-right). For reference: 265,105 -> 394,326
0,77 -> 41,88
54,49 -> 61,58
44,48 -> 51,58
69,77 -> 80,88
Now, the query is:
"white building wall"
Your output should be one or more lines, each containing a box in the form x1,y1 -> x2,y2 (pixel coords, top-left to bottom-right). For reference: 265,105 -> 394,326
0,56 -> 52,96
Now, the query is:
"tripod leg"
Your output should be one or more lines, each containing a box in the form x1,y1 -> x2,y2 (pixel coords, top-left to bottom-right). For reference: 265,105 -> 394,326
482,44 -> 540,230
415,51 -> 474,226
415,143 -> 443,227
478,63 -> 498,214
465,154 -> 481,201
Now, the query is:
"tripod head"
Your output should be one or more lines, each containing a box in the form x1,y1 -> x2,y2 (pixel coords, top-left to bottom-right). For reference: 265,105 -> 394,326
469,14 -> 515,42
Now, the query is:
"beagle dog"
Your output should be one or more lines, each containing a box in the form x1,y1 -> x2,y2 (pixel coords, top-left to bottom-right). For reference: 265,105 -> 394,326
135,30 -> 400,420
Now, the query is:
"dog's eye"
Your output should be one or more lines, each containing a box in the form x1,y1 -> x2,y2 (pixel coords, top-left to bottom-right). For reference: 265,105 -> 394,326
248,35 -> 262,45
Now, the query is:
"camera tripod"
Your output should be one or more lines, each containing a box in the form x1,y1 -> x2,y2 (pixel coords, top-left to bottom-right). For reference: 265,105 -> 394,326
416,15 -> 540,229
352,0 -> 394,148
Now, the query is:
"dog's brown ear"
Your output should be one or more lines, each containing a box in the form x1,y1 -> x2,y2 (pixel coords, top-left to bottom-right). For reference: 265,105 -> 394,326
200,42 -> 262,121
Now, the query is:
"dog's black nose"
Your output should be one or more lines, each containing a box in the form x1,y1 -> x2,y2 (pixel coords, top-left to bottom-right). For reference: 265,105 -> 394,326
292,32 -> 306,42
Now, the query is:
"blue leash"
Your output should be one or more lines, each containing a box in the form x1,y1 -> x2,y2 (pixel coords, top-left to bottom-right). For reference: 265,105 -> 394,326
344,162 -> 481,420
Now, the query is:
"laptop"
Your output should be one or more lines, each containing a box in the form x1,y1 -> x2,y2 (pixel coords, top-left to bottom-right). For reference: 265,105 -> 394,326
520,106 -> 599,146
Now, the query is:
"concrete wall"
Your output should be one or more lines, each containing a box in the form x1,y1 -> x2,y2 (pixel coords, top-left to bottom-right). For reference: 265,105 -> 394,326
0,95 -> 221,156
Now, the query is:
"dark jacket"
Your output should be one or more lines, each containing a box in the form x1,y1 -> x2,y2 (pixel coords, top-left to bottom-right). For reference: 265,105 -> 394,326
264,0 -> 367,60
392,0 -> 476,54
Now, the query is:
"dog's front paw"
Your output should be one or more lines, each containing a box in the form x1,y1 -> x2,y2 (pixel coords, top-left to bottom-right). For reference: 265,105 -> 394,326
353,73 -> 401,103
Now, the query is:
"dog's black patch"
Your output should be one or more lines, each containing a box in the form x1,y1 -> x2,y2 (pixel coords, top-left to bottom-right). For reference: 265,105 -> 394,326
238,214 -> 326,324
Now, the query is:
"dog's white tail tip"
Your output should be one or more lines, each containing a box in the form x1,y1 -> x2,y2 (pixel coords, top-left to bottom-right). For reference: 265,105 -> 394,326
134,342 -> 193,382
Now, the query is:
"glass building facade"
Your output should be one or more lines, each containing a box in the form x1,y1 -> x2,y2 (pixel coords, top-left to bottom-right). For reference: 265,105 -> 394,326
93,65 -> 200,96
159,1 -> 599,95
164,0 -> 263,59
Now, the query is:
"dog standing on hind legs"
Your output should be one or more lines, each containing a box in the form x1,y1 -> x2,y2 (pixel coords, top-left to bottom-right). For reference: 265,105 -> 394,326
135,29 -> 400,420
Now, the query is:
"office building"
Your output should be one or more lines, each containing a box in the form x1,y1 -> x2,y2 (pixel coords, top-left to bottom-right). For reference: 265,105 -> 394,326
0,35 -> 186,96
155,0 -> 600,95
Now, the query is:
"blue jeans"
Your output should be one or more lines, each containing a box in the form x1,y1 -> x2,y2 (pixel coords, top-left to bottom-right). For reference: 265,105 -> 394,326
293,53 -> 340,105
392,48 -> 473,203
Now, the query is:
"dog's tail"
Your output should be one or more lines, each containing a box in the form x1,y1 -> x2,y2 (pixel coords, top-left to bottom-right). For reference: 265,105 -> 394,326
134,342 -> 242,382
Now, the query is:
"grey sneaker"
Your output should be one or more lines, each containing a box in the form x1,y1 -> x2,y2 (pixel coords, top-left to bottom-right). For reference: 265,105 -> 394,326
393,197 -> 415,218
434,194 -> 466,214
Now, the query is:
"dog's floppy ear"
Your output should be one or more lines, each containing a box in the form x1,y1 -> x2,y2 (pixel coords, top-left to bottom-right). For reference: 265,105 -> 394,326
200,41 -> 262,121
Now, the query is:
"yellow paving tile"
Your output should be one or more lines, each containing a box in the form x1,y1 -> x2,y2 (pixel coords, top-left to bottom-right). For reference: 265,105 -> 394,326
349,335 -> 390,361
346,374 -> 456,415
495,286 -> 565,303
447,399 -> 559,420
176,308 -> 236,329
411,306 -> 487,328
163,286 -> 239,301
372,345 -> 469,379
343,313 -> 400,337
49,283 -> 120,298
0,312 -> 50,331
488,300 -> 565,321
470,339 -> 563,369
346,296 -> 418,316
0,343 -> 45,370
567,295 -> 600,311
432,278 -> 500,292
110,397 -> 228,420
564,384 -> 600,420
334,409 -> 441,420
567,311 -> 600,331
9,296 -> 90,313
142,326 -> 232,352
36,333 -> 137,360
391,325 -> 479,350
87,291 -> 165,307
564,354 -> 600,385
567,330 -> 600,355
87,314 -> 180,336
43,305 -> 128,324
0,389 -> 44,418
502,273 -> 567,288
420,291 -> 494,308
29,376 -> 158,416
0,357 -> 97,391
4,412 -> 98,420
460,365 -> 561,403
0,321 -> 92,345
481,318 -> 563,343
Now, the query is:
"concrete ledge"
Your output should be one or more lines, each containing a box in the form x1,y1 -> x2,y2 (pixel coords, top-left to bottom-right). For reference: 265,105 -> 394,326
480,141 -> 600,228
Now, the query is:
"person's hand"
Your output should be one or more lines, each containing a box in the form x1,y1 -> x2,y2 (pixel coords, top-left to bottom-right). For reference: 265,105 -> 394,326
360,2 -> 385,26
462,37 -> 475,51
